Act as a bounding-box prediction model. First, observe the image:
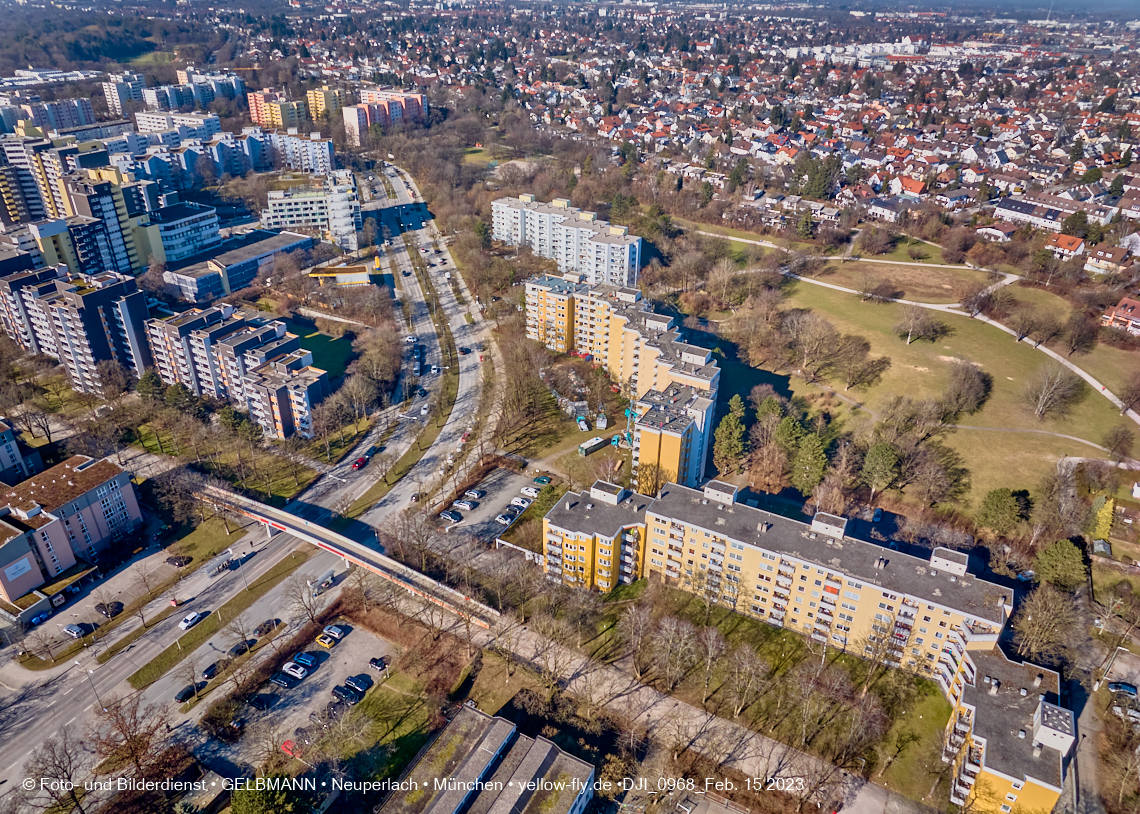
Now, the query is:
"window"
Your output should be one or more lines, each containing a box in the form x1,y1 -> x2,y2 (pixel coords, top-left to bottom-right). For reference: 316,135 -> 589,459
1011,782 -> 1023,791
847,580 -> 863,589
1000,806 -> 1012,813
843,591 -> 860,601
814,579 -> 822,586
1006,794 -> 1018,802
923,615 -> 931,622
811,590 -> 819,598
916,638 -> 924,645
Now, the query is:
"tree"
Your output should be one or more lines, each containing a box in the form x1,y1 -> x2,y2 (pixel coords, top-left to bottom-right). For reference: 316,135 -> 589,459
617,604 -> 654,680
282,574 -> 328,626
697,626 -> 727,705
1060,210 -> 1089,238
136,369 -> 166,404
473,220 -> 492,249
88,694 -> 170,779
635,460 -> 675,496
1013,584 -> 1077,661
164,382 -> 198,414
24,727 -> 92,813
861,442 -> 898,502
941,360 -> 989,417
796,209 -> 813,239
138,258 -> 168,299
1034,539 -> 1086,592
95,359 -> 131,401
723,645 -> 769,718
977,487 -> 1023,537
712,405 -> 746,476
894,304 -> 939,345
1103,424 -> 1135,463
231,775 -> 308,813
1119,371 -> 1140,416
790,433 -> 827,496
652,616 -> 699,691
1021,361 -> 1085,420
1063,312 -> 1098,356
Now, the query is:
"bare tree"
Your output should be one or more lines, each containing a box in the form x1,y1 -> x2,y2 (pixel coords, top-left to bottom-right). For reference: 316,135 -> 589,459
411,594 -> 447,641
1119,371 -> 1140,416
1021,361 -> 1086,420
617,605 -> 654,679
1013,584 -> 1077,662
88,694 -> 170,779
282,574 -> 329,627
652,616 -> 699,691
696,626 -> 727,705
24,726 -> 92,813
26,627 -> 58,661
723,645 -> 770,718
894,304 -> 940,345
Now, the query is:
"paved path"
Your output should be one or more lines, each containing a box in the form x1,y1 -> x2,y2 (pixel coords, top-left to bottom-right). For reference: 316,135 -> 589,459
696,230 -> 978,271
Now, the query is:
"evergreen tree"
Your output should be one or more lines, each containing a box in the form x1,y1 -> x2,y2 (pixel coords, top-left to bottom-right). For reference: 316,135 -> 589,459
861,442 -> 899,502
713,409 -> 746,476
977,488 -> 1024,536
1034,539 -> 1086,592
773,416 -> 804,454
791,434 -> 827,496
136,369 -> 166,404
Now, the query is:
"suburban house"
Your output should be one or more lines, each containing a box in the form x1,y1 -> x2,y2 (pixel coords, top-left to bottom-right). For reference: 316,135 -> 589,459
1044,233 -> 1085,260
867,197 -> 904,223
1101,296 -> 1140,335
1083,245 -> 1133,275
976,223 -> 1018,243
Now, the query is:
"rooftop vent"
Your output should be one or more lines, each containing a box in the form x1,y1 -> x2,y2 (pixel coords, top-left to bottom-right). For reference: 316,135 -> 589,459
1033,743 -> 1043,758
1020,688 -> 1028,697
586,503 -> 593,510
989,681 -> 1000,696
1034,674 -> 1043,688
984,676 -> 992,684
1018,730 -> 1026,739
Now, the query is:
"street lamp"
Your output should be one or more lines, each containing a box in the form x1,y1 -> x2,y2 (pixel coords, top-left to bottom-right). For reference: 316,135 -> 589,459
75,660 -> 106,712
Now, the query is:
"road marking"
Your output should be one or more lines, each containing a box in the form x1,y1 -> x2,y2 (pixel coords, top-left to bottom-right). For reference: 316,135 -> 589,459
62,687 -> 73,695
65,716 -> 75,726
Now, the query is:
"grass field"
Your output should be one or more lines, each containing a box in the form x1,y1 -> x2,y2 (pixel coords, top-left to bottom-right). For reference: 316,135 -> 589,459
803,261 -> 991,303
130,50 -> 176,65
462,147 -> 496,166
873,237 -> 950,265
284,319 -> 355,378
347,670 -> 434,782
876,685 -> 953,802
777,283 -> 1124,505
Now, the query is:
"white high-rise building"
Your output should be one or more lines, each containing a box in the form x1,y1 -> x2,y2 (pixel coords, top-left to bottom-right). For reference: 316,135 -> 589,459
102,72 -> 146,117
260,170 -> 360,251
491,194 -> 642,287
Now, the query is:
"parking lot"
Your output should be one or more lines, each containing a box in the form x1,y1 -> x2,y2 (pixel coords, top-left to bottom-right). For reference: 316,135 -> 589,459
238,622 -> 398,750
439,468 -> 541,541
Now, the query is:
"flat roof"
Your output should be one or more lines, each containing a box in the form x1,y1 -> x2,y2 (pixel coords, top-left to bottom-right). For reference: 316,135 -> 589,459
964,649 -> 1064,788
148,202 -> 215,223
647,484 -> 1007,624
167,230 -> 312,277
545,489 -> 651,539
2,456 -> 124,518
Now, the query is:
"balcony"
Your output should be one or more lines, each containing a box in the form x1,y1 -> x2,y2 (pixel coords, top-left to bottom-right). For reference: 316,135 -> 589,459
777,564 -> 795,577
775,574 -> 793,588
817,604 -> 833,618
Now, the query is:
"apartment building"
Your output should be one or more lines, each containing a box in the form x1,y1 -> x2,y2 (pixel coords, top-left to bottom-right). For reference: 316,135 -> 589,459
524,275 -> 719,489
0,455 -> 141,609
306,86 -> 345,121
0,419 -> 42,486
102,72 -> 146,117
995,192 -> 1116,231
135,112 -> 222,140
64,178 -> 138,274
145,304 -> 328,438
0,266 -> 64,354
342,90 -> 427,146
492,194 -> 642,286
946,650 -> 1074,814
133,202 -> 222,264
20,270 -> 152,393
247,89 -> 308,129
260,170 -> 360,250
267,130 -> 336,176
162,229 -> 314,302
541,478 -> 1076,813
12,99 -> 95,134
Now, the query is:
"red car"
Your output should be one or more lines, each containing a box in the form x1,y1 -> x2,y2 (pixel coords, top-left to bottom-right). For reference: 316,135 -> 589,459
281,739 -> 303,759
351,457 -> 368,470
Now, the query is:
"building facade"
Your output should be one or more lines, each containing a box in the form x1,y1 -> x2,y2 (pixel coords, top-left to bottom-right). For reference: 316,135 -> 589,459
492,194 -> 642,286
260,170 -> 360,250
102,72 -> 146,117
524,275 -> 719,490
0,455 -> 142,605
133,202 -> 222,265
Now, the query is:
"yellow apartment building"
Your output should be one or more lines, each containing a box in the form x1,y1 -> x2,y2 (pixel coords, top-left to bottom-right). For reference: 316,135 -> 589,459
541,478 -> 1075,813
946,649 -> 1073,814
307,86 -> 346,120
524,275 -> 720,490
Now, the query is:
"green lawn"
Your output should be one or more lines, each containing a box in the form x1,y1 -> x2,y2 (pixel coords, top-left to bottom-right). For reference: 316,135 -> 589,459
127,546 -> 312,689
874,237 -> 950,265
777,284 -> 1123,506
462,147 -> 493,166
803,261 -> 990,303
346,671 -> 434,781
130,50 -> 176,65
876,685 -> 953,802
284,320 -> 355,378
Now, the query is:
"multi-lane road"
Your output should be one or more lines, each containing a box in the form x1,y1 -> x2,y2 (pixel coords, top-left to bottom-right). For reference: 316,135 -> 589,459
0,161 -> 493,806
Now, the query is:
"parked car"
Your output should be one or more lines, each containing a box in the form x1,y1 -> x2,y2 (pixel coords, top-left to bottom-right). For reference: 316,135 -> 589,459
458,347 -> 470,355
464,489 -> 485,500
175,683 -> 204,703
166,556 -> 192,567
282,662 -> 309,680
315,633 -> 337,649
533,476 -> 552,485
228,640 -> 252,658
345,674 -> 373,693
453,500 -> 476,511
872,508 -> 882,523
495,514 -> 513,526
369,656 -> 388,671
281,740 -> 303,759
404,335 -> 417,344
1109,682 -> 1139,699
269,672 -> 297,689
410,492 -> 424,504
293,652 -> 318,669
179,611 -> 203,631
510,497 -> 531,510
420,405 -> 430,416
332,685 -> 363,705
440,510 -> 462,523
94,602 -> 121,618
520,486 -> 540,498
254,619 -> 281,637
352,457 -> 369,470
323,625 -> 346,640
203,661 -> 225,680
246,694 -> 275,711
63,624 -> 84,639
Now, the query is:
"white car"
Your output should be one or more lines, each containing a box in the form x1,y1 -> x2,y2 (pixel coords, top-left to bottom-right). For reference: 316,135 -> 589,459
520,486 -> 540,498
420,405 -> 430,416
179,612 -> 203,631
404,335 -> 417,344
322,625 -> 346,640
453,500 -> 476,511
510,497 -> 531,510
495,514 -> 513,526
464,489 -> 485,500
282,661 -> 309,680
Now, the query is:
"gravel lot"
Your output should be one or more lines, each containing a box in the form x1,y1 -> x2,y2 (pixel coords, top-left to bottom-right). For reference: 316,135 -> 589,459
442,468 -> 536,541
